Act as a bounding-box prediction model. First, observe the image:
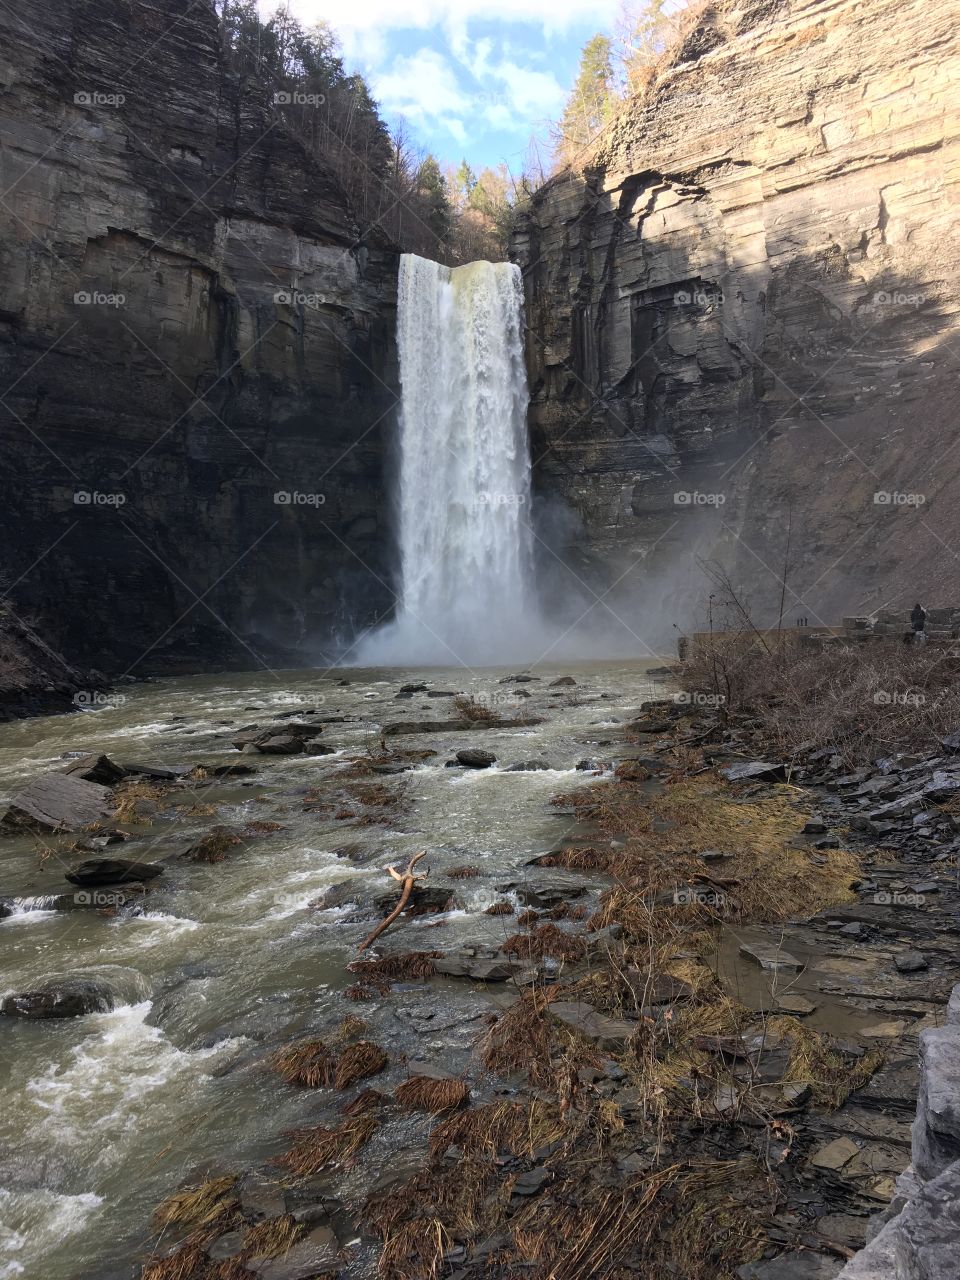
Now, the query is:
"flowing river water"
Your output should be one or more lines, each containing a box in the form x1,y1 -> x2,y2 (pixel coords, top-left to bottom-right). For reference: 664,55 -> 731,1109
0,660 -> 665,1280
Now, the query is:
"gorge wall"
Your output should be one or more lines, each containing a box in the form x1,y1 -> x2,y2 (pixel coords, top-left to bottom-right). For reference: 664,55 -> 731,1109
0,0 -> 397,677
515,0 -> 960,646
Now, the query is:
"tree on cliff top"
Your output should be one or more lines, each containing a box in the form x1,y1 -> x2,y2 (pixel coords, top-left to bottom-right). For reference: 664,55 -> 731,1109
554,34 -> 616,166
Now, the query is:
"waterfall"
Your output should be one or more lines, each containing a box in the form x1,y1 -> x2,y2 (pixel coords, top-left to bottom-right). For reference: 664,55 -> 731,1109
357,253 -> 541,667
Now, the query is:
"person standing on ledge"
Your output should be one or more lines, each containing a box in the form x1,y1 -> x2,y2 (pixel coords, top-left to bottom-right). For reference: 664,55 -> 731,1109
911,602 -> 927,644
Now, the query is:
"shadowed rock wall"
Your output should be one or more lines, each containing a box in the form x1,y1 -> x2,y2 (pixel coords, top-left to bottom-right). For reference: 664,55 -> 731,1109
0,0 -> 398,675
515,0 -> 960,646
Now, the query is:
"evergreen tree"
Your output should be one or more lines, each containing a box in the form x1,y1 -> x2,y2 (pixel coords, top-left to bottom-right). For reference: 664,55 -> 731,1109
556,34 -> 615,160
416,156 -> 452,246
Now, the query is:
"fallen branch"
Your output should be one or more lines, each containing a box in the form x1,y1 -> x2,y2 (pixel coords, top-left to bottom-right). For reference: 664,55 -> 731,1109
356,851 -> 428,953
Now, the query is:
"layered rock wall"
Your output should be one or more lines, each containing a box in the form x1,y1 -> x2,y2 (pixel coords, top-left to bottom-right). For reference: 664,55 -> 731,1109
515,0 -> 960,643
0,0 -> 398,673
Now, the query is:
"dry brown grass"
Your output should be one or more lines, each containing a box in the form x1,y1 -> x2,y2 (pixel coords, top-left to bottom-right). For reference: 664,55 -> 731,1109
428,1099 -> 564,1159
446,864 -> 480,879
271,1035 -> 387,1090
183,826 -> 244,863
270,1038 -> 335,1088
453,694 -> 498,723
502,923 -> 586,962
394,1076 -> 469,1113
113,780 -> 168,825
484,900 -> 514,915
152,1176 -> 238,1231
274,1111 -> 379,1176
348,951 -> 441,981
334,1040 -> 389,1089
680,634 -> 960,765
556,774 -> 858,933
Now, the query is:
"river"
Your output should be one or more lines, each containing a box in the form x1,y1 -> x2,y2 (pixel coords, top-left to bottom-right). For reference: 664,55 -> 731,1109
0,660 -> 663,1280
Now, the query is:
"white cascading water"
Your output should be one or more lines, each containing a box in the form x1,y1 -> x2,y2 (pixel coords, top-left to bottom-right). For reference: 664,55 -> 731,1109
357,253 -> 542,667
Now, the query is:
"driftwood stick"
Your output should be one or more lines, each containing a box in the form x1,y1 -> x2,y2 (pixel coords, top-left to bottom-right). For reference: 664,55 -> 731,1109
356,851 -> 428,954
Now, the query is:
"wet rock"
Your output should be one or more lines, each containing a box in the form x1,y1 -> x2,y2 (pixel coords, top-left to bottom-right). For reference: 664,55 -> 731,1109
628,717 -> 674,734
547,999 -> 635,1050
433,952 -> 521,982
121,762 -> 192,780
549,676 -> 577,687
504,875 -> 587,909
739,942 -> 804,973
575,759 -> 601,771
811,1136 -> 861,1171
65,858 -> 163,886
205,763 -> 258,778
205,1231 -> 244,1261
240,1171 -> 287,1222
500,674 -> 538,683
720,761 -> 787,783
0,772 -> 114,833
895,950 -> 929,973
924,771 -> 960,802
1,978 -> 116,1019
512,1167 -> 551,1195
504,760 -> 553,771
737,1252 -> 843,1279
776,995 -> 817,1015
399,682 -> 428,693
384,717 -> 543,735
248,1228 -> 338,1279
860,1020 -> 909,1038
372,885 -> 453,916
62,753 -> 128,785
455,749 -> 496,769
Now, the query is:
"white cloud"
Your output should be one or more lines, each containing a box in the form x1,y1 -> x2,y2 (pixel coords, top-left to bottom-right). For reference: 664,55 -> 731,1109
267,0 -> 621,46
372,47 -> 470,125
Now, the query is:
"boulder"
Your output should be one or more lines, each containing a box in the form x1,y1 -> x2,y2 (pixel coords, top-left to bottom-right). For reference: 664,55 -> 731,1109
549,676 -> 577,687
1,978 -> 116,1019
456,749 -> 496,768
739,942 -> 804,973
0,773 -> 114,833
547,999 -> 635,1051
62,753 -> 128,785
65,858 -> 163,887
247,1228 -> 339,1280
504,760 -> 554,771
720,761 -> 787,783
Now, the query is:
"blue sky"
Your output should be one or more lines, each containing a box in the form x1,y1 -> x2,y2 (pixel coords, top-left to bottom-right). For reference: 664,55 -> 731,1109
263,0 -> 625,172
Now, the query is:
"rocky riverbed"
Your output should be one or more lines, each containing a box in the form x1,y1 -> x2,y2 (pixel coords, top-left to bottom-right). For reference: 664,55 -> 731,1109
2,662 -> 959,1279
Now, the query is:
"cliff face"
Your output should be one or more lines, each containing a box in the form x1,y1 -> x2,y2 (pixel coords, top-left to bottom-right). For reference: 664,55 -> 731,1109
516,0 -> 960,640
0,0 -> 397,674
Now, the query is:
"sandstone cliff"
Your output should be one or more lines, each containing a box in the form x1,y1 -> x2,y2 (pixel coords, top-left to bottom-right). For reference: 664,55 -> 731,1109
0,0 -> 397,674
515,0 -> 960,645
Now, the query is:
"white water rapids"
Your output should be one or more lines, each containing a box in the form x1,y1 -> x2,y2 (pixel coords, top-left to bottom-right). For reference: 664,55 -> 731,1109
358,253 -> 543,667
